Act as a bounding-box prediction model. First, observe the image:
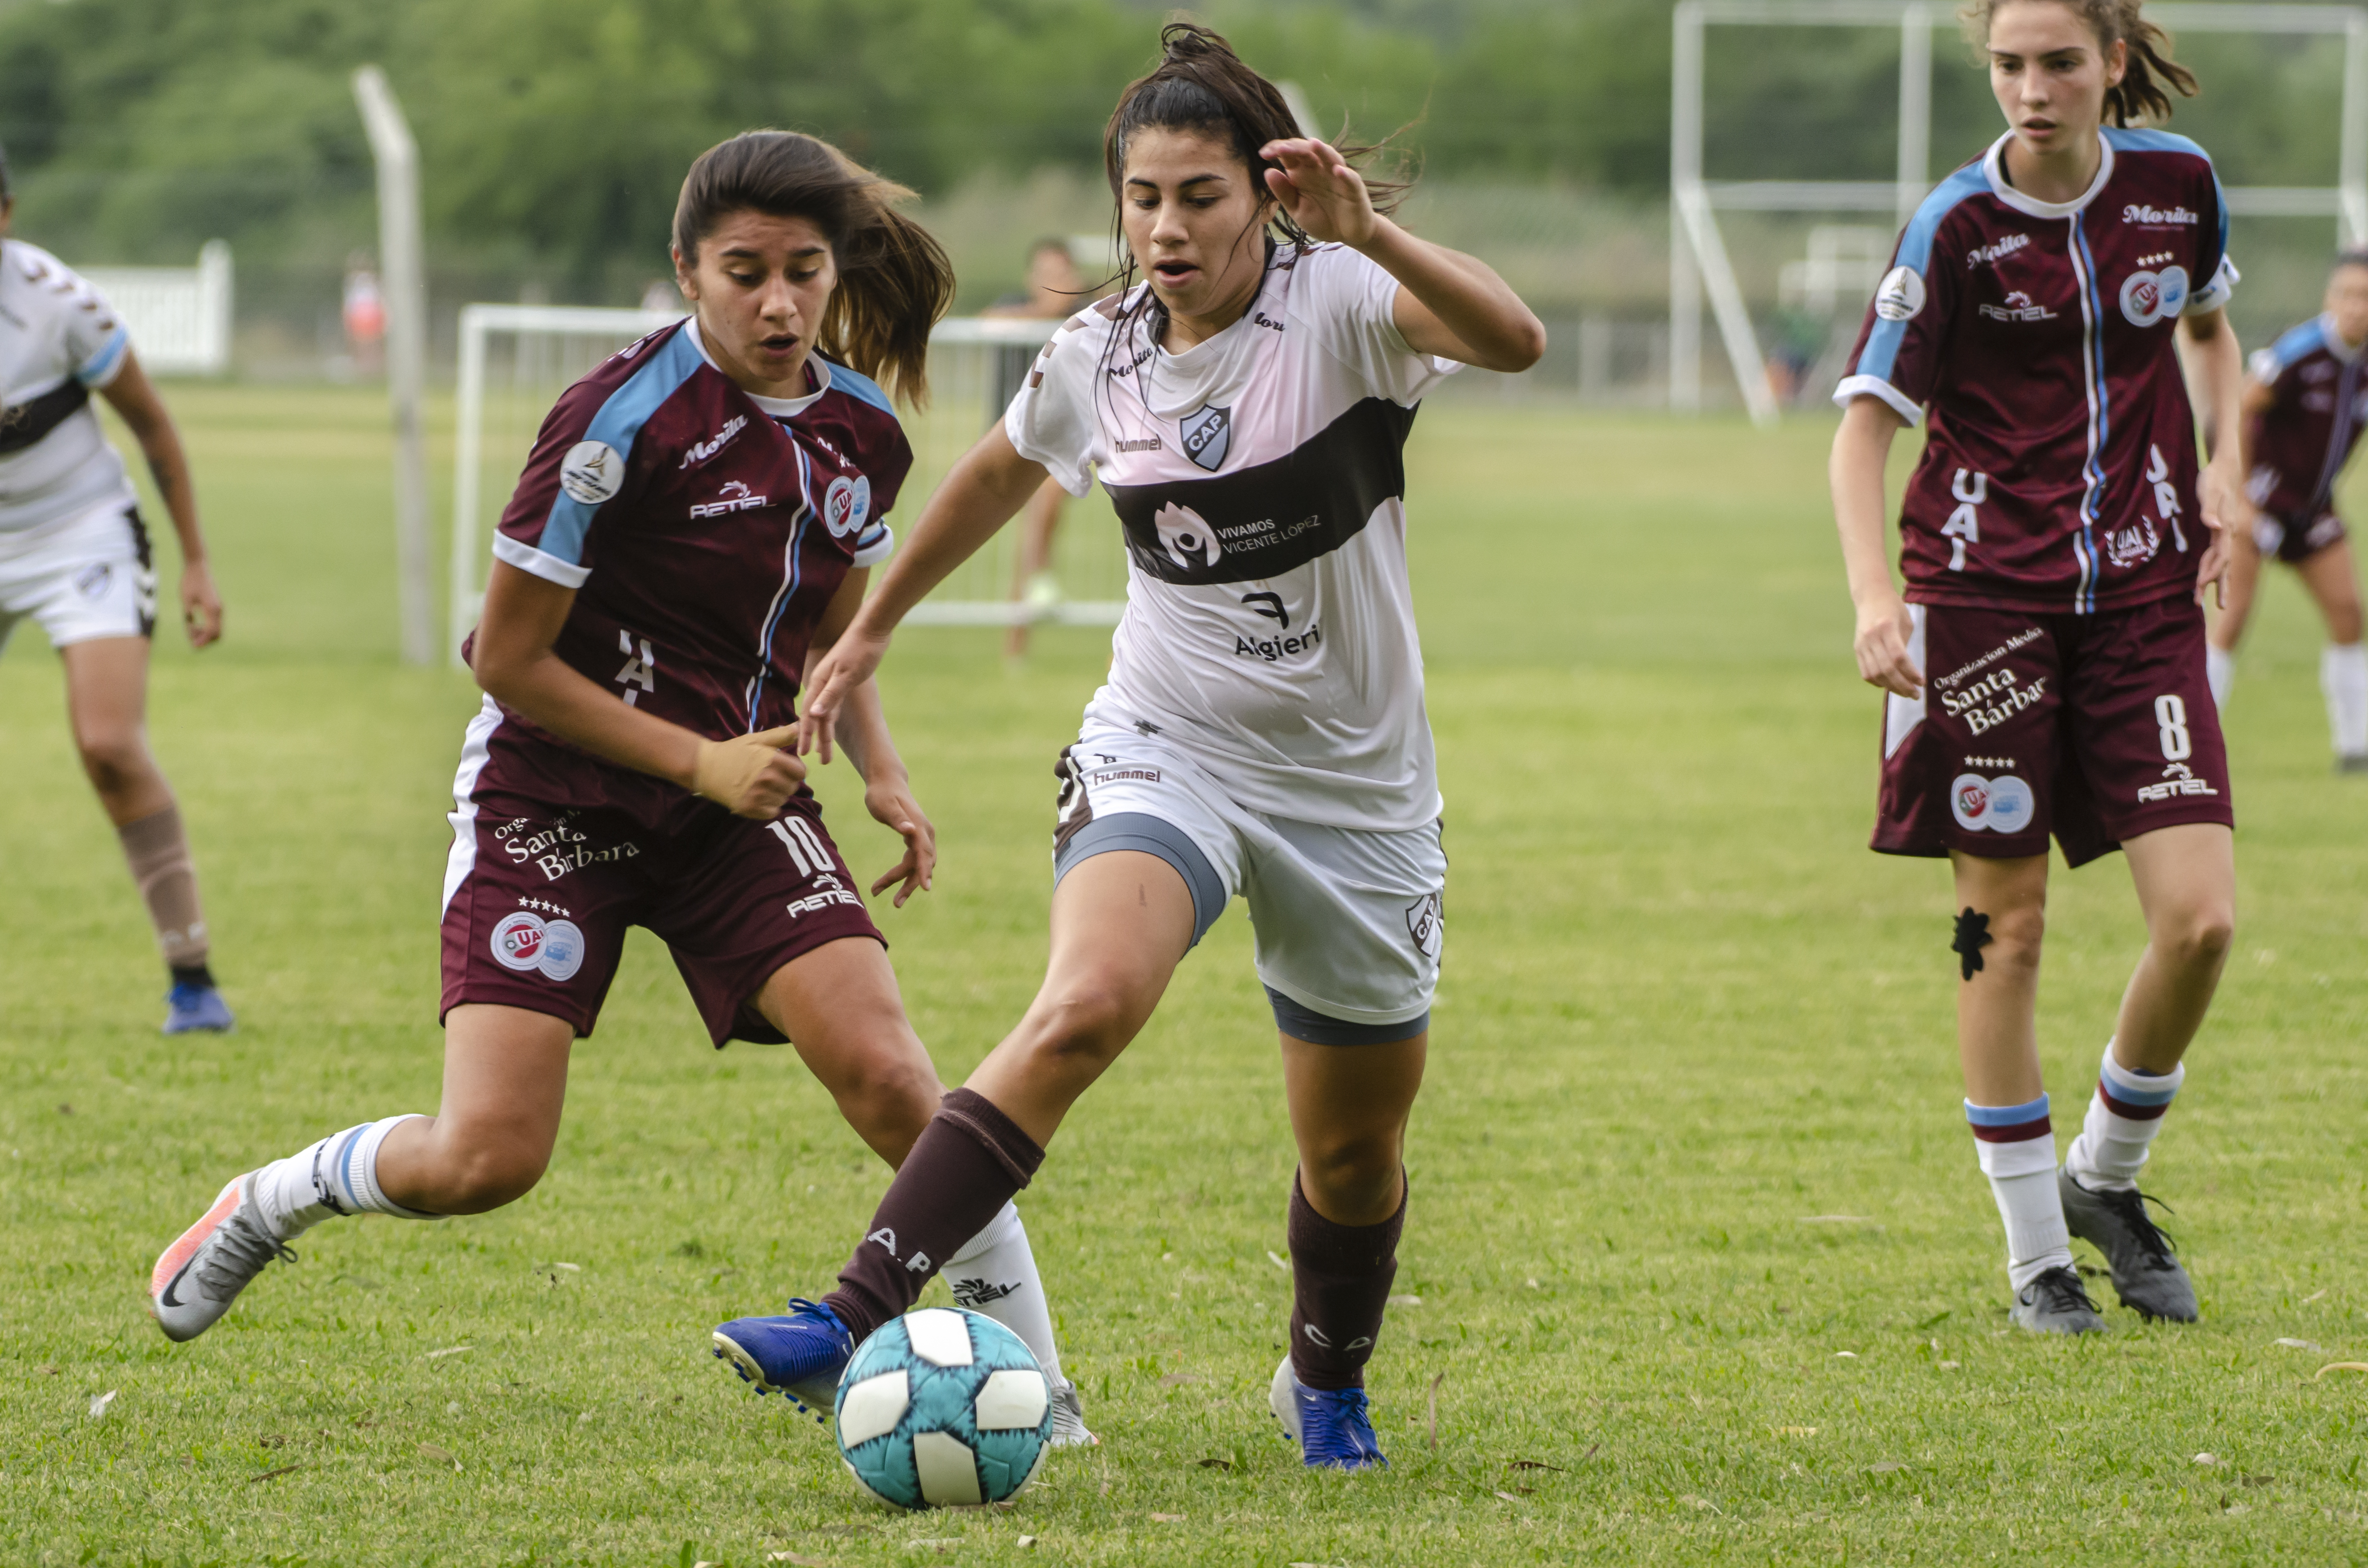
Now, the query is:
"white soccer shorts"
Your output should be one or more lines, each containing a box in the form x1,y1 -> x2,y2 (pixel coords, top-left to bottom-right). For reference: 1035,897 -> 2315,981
0,498 -> 156,652
1052,715 -> 1446,1037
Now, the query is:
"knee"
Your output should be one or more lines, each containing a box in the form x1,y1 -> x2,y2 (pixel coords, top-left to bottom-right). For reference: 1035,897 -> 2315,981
2329,604 -> 2364,644
2159,899 -> 2235,974
833,1048 -> 943,1144
1979,901 -> 2046,969
435,1139 -> 548,1214
75,728 -> 152,799
1298,1128 -> 1404,1208
1020,981 -> 1139,1071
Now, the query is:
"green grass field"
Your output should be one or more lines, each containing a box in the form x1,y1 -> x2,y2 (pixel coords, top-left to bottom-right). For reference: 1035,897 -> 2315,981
4,386 -> 2366,1565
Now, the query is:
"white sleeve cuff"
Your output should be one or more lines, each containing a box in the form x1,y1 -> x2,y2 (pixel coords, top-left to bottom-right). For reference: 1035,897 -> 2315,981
492,532 -> 591,588
1831,374 -> 1925,427
1003,407 -> 1093,498
850,524 -> 895,568
77,325 -> 130,389
2186,255 -> 2239,317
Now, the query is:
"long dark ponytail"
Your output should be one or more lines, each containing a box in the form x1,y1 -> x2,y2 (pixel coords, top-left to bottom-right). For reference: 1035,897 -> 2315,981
1962,0 -> 2198,125
672,131 -> 954,406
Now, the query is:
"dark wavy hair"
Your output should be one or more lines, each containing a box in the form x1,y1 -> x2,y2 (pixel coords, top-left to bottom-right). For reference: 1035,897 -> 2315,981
1962,0 -> 2198,125
672,131 -> 954,406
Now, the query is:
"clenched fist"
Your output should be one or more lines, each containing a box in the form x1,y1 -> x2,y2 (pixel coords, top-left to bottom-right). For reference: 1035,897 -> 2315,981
693,726 -> 807,818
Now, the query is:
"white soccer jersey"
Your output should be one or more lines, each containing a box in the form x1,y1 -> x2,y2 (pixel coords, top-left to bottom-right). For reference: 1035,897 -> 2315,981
0,239 -> 137,534
1006,243 -> 1459,832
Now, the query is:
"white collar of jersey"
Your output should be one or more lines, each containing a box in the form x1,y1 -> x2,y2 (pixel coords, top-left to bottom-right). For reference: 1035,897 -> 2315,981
1981,129 -> 2116,220
2322,312 -> 2368,363
682,316 -> 833,416
1135,257 -> 1284,420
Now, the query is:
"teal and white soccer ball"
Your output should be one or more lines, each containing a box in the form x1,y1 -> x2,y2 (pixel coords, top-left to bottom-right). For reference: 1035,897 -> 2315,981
834,1307 -> 1052,1510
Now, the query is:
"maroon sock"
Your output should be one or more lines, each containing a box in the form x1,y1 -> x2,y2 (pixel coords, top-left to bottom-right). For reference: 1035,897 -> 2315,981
822,1088 -> 1045,1342
1286,1171 -> 1406,1392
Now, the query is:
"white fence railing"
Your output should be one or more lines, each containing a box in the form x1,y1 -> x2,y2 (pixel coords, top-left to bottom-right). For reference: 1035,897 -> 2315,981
78,241 -> 234,378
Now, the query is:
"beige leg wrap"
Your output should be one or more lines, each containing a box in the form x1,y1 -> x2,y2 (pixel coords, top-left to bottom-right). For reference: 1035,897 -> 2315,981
117,804 -> 209,966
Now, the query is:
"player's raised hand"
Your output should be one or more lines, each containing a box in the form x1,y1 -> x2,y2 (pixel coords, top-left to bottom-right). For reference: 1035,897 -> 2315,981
1854,593 -> 1925,700
798,625 -> 892,763
1259,138 -> 1377,248
181,559 -> 223,648
863,774 -> 936,907
693,725 -> 807,819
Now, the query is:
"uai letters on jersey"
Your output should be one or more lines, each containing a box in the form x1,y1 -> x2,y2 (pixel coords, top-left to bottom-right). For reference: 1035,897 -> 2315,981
1837,129 -> 2238,615
1006,243 -> 1459,833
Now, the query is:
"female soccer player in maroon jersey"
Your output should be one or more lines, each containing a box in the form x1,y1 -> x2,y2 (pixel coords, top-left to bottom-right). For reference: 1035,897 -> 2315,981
147,132 -> 1088,1439
712,26 -> 1544,1471
2207,253 -> 2368,769
1830,0 -> 2246,1333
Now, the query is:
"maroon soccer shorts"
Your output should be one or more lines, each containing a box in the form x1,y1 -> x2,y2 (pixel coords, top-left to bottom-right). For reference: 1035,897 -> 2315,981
1874,596 -> 2233,868
2254,506 -> 2348,565
439,726 -> 882,1044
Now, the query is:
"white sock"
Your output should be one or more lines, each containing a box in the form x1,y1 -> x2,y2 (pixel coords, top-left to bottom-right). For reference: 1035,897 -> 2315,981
2323,642 -> 2368,756
254,1115 -> 436,1238
944,1201 -> 1065,1384
2064,1041 -> 2184,1192
2206,643 -> 2235,710
1967,1095 -> 2072,1291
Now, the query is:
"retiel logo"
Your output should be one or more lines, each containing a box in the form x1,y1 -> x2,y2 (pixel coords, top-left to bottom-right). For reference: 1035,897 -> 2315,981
559,440 -> 625,505
490,910 -> 586,982
1874,266 -> 1926,322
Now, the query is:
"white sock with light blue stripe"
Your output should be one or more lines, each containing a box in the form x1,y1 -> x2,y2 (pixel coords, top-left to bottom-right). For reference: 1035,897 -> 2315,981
255,1115 -> 437,1238
2065,1042 -> 2184,1193
1967,1094 -> 2072,1291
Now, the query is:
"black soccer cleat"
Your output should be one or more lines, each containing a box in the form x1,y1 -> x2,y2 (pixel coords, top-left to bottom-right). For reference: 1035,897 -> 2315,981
2010,1265 -> 2106,1336
2058,1168 -> 2197,1322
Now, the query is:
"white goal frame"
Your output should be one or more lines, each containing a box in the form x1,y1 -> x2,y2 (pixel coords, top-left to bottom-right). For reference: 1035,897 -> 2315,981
1670,0 -> 2368,424
448,306 -> 1120,665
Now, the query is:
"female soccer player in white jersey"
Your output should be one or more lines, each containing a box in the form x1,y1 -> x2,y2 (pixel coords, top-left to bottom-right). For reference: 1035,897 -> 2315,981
148,132 -> 1089,1442
0,144 -> 232,1033
711,26 -> 1544,1470
1830,0 -> 2244,1333
2206,252 -> 2368,770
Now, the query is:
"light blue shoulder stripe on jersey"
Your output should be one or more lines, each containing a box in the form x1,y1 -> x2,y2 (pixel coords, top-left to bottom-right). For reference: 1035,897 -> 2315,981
1855,164 -> 1992,386
537,326 -> 705,567
76,323 -> 130,387
2270,316 -> 2329,373
819,355 -> 897,419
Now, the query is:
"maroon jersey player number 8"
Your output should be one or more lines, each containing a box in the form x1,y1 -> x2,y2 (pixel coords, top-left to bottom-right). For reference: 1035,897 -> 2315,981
1829,0 -> 2246,1336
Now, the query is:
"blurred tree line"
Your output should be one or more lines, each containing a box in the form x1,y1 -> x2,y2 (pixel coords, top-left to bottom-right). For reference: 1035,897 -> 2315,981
0,0 -> 2353,302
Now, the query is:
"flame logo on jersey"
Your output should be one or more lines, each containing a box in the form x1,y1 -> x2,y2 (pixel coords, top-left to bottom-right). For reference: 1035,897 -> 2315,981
1152,502 -> 1222,569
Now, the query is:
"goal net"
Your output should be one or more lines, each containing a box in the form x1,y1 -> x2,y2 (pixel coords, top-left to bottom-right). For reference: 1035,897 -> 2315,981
448,305 -> 1128,664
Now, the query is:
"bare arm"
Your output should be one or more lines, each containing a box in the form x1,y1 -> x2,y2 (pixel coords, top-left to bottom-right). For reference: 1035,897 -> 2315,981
2231,372 -> 2278,484
472,560 -> 805,818
2179,307 -> 2251,605
97,350 -> 221,647
797,424 -> 1049,756
1261,137 -> 1546,373
802,568 -> 935,904
1829,395 -> 1922,699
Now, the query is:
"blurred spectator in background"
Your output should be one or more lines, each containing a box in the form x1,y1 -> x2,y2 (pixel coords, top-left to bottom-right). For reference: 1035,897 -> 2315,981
641,276 -> 685,316
986,238 -> 1089,657
341,252 -> 384,377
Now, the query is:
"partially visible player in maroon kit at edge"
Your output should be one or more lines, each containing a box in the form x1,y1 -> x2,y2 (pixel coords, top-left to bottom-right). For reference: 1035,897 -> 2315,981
146,132 -> 1091,1440
1831,0 -> 2245,1333
2206,252 -> 2368,770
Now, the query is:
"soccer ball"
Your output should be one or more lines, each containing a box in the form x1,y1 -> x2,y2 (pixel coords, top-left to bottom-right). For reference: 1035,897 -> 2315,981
834,1307 -> 1052,1509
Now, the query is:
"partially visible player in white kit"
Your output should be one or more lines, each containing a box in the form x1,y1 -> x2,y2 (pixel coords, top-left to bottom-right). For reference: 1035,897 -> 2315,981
0,142 -> 233,1033
714,25 -> 1546,1471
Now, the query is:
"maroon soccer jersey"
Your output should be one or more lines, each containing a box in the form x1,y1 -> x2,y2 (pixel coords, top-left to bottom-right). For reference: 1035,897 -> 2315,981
1838,130 -> 2237,615
489,319 -> 909,742
2244,313 -> 2368,521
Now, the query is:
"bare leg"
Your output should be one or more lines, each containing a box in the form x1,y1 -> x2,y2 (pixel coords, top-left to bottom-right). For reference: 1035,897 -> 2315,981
1948,851 -> 2049,1104
61,636 -> 174,826
752,935 -> 944,1167
1282,1033 -> 1425,1226
964,849 -> 1195,1145
1002,480 -> 1067,659
374,1004 -> 574,1214
2208,529 -> 2265,654
2111,823 -> 2235,1075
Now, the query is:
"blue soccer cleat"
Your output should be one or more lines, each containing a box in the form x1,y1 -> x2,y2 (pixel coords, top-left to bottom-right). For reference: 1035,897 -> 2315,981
163,983 -> 235,1035
711,1299 -> 854,1423
1269,1357 -> 1389,1471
